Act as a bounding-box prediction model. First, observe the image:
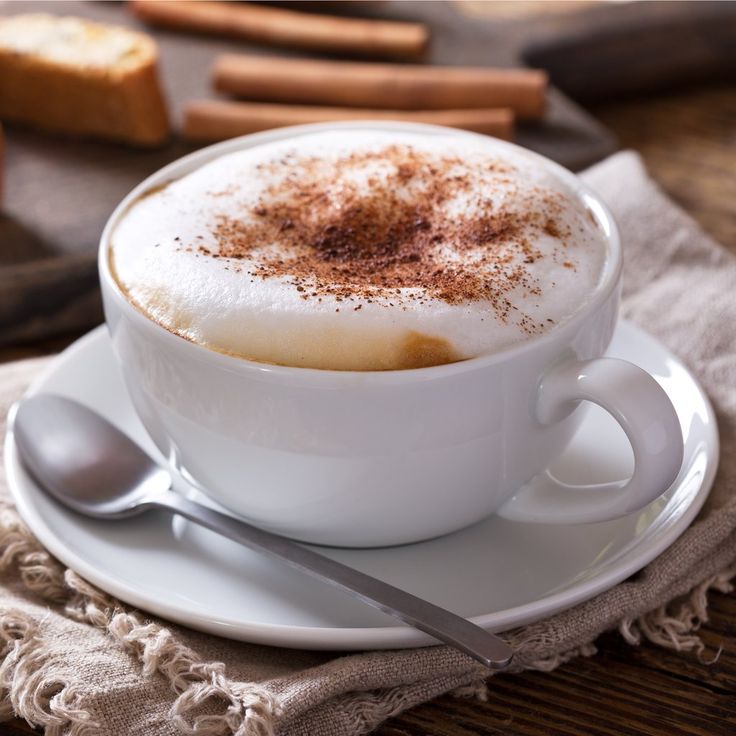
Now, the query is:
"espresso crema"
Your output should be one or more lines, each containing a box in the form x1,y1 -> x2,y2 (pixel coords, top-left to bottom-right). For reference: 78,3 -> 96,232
110,130 -> 608,370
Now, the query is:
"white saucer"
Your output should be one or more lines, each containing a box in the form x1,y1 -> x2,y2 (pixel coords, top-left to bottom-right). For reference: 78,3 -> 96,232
5,322 -> 718,650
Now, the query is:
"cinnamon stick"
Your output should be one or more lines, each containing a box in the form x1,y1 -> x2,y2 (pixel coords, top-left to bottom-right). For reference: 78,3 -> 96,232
183,100 -> 514,142
129,0 -> 428,60
213,55 -> 547,119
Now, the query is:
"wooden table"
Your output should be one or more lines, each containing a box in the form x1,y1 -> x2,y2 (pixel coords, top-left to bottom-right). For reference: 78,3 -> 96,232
1,84 -> 734,736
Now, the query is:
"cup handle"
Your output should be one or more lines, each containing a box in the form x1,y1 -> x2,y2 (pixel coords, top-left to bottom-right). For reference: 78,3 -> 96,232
497,357 -> 684,524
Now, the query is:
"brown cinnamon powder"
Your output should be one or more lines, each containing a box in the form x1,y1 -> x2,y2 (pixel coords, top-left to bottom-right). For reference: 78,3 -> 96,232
191,145 -> 572,333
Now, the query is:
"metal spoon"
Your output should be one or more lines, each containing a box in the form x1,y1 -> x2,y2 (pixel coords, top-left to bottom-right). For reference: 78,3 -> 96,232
11,394 -> 513,669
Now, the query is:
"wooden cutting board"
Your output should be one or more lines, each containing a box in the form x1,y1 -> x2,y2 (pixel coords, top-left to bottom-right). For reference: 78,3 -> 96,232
1,0 -> 618,345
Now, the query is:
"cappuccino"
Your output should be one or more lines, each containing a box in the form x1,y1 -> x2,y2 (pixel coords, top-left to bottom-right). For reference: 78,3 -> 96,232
110,130 -> 607,370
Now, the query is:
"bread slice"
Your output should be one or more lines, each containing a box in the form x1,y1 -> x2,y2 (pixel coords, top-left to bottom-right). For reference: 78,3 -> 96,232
0,13 -> 169,146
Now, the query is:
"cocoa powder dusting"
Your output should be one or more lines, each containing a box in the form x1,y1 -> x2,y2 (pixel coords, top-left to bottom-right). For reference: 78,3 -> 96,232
190,145 -> 572,334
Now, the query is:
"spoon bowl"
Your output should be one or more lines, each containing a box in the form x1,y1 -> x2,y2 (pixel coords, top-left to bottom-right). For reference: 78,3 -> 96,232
12,395 -> 171,519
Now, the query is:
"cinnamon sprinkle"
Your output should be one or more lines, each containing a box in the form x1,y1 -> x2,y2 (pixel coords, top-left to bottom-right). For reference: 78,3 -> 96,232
183,145 -> 573,334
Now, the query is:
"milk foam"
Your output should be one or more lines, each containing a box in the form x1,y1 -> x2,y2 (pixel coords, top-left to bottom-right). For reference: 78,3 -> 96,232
110,130 -> 608,370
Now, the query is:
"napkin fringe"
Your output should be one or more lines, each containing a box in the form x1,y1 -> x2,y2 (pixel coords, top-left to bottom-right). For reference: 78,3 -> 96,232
64,572 -> 283,736
0,500 -> 282,736
169,671 -> 282,736
619,565 -> 736,659
0,608 -> 99,735
450,566 -> 735,707
335,683 -> 436,735
0,505 -> 66,603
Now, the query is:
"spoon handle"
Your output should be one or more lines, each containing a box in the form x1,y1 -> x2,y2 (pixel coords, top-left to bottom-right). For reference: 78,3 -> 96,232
154,490 -> 513,669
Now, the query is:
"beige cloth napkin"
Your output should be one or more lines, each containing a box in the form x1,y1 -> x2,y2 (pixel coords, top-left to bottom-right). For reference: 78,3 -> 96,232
0,151 -> 734,735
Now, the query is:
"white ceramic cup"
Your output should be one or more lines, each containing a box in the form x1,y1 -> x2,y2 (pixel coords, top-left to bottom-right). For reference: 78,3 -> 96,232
99,121 -> 684,547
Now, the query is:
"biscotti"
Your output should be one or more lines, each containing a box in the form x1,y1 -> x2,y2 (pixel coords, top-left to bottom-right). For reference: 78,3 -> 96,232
0,13 -> 169,146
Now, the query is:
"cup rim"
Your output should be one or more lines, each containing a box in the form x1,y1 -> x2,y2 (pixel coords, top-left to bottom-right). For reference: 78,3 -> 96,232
99,120 -> 622,383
